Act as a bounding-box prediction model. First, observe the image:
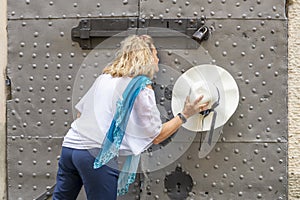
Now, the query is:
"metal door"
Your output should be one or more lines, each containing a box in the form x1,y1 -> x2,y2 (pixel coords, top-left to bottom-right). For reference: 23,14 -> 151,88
7,0 -> 287,199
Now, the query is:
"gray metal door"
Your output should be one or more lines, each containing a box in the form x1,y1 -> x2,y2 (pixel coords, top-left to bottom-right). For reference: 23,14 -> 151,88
7,0 -> 288,199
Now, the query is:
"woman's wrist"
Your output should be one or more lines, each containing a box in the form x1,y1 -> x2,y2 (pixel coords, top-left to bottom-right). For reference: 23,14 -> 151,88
177,113 -> 187,123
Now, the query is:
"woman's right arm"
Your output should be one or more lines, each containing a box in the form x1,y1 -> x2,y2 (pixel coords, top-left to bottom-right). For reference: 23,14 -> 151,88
153,95 -> 208,144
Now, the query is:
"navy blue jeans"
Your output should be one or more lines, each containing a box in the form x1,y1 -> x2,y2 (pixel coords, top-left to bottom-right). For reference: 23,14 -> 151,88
53,147 -> 119,200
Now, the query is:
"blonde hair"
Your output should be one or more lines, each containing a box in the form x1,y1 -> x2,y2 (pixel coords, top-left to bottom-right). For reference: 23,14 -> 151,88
102,35 -> 156,79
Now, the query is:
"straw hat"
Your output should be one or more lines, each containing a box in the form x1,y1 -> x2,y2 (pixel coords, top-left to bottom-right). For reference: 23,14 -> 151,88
171,64 -> 239,132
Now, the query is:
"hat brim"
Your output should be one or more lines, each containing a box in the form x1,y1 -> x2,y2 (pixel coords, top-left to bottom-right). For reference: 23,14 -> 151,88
171,64 -> 239,132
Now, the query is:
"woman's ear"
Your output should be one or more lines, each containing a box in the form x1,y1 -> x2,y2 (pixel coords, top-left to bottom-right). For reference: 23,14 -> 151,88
146,84 -> 153,89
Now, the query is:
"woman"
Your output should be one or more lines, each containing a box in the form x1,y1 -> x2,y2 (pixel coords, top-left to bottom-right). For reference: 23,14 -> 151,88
53,35 -> 208,200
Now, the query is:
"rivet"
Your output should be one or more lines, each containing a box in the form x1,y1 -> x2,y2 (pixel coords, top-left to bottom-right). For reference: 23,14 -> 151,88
239,175 -> 244,179
230,182 -> 234,187
18,184 -> 22,189
25,0 -> 30,4
33,160 -> 37,165
234,149 -> 239,154
256,134 -> 261,139
237,132 -> 242,137
277,147 -> 282,153
254,149 -> 259,154
248,184 -> 253,189
250,166 -> 254,171
212,182 -> 216,187
257,193 -> 262,199
279,176 -> 284,181
268,186 -> 273,191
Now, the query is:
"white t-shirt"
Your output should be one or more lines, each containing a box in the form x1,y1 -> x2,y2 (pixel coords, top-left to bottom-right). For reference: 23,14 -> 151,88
63,74 -> 162,156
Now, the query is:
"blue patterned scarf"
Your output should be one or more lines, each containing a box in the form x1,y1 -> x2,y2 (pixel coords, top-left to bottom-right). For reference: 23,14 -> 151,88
93,75 -> 152,196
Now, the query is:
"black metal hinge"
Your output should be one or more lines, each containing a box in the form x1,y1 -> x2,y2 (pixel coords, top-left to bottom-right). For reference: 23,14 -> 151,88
71,18 -> 211,50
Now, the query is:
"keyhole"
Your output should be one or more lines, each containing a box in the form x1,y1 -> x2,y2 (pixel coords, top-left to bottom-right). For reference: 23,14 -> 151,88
176,182 -> 181,193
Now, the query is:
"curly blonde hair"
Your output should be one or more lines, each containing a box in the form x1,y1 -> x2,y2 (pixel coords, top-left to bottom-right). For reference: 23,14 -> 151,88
102,35 -> 156,79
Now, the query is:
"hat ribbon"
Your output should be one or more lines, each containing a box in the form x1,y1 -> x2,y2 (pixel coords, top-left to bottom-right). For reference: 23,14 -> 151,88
199,86 -> 220,145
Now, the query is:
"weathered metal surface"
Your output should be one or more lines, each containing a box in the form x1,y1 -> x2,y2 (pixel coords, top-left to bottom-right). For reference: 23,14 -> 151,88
6,0 -> 288,199
8,0 -> 139,19
140,0 -> 286,19
140,141 -> 287,200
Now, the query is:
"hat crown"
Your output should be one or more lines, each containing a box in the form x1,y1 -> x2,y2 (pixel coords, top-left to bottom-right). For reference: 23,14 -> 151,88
190,81 -> 219,109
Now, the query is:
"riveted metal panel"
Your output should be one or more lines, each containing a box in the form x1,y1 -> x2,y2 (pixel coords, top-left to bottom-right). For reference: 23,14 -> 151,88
140,140 -> 287,200
8,0 -> 139,19
7,137 -> 62,200
140,0 -> 286,19
7,19 -> 89,137
7,0 -> 288,199
200,19 -> 288,143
